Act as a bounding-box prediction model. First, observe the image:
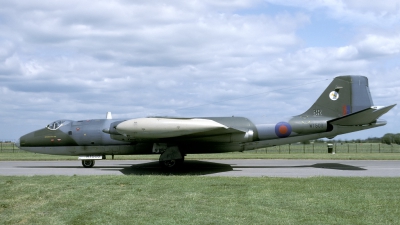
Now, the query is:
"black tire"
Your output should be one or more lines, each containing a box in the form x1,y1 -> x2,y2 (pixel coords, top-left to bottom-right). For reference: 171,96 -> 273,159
82,160 -> 95,168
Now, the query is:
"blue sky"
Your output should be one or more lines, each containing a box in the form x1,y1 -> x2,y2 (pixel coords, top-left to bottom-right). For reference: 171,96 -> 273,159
0,0 -> 399,141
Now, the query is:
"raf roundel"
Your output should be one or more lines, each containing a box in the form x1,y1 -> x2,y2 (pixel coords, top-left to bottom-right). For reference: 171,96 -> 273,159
275,122 -> 292,138
329,91 -> 339,101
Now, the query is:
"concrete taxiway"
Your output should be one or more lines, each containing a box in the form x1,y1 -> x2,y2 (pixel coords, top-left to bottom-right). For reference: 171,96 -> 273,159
1,160 -> 400,177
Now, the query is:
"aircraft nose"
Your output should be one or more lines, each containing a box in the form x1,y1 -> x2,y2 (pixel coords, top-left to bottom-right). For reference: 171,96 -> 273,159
18,132 -> 35,148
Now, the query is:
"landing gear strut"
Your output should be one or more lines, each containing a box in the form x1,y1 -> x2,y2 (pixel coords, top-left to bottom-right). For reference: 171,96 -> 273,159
82,160 -> 95,168
159,146 -> 184,169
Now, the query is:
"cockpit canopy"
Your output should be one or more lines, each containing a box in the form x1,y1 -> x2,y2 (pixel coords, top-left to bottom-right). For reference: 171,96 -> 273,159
46,120 -> 71,130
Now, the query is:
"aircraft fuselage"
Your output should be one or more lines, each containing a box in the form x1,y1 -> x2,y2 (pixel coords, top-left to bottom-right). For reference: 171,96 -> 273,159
19,117 -> 259,156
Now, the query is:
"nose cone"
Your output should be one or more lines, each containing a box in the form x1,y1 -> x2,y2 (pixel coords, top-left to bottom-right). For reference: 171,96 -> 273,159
18,127 -> 78,149
18,132 -> 34,149
18,129 -> 48,147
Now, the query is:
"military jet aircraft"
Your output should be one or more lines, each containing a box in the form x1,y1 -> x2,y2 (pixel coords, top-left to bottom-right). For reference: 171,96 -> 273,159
17,76 -> 396,168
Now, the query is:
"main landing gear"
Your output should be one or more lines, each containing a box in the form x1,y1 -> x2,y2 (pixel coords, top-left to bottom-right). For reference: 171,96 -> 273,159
158,146 -> 185,169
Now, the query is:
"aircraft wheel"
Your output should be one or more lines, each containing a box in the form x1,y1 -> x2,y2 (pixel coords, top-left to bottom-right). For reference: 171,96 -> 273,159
82,160 -> 95,168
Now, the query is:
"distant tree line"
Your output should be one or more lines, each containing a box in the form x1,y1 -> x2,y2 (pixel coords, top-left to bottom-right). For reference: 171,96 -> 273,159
309,133 -> 400,145
381,133 -> 400,145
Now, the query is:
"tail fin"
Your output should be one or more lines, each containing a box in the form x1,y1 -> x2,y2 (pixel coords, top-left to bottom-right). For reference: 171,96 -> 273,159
301,76 -> 374,119
288,75 -> 394,137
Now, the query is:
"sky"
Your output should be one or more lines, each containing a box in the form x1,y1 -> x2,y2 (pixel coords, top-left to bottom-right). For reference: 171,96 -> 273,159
1,0 -> 399,141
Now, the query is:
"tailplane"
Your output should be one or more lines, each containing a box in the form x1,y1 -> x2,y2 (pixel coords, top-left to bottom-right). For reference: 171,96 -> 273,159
329,105 -> 396,126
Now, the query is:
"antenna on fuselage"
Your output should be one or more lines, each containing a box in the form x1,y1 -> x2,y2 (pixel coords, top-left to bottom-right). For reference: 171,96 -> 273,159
106,112 -> 112,119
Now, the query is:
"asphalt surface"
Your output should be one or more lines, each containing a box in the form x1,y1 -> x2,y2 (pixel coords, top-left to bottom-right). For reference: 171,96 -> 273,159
1,159 -> 400,177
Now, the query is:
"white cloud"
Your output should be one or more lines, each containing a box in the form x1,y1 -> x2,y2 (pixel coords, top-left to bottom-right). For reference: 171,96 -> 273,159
344,0 -> 400,15
335,45 -> 359,59
264,0 -> 400,26
356,34 -> 400,57
368,67 -> 400,100
0,0 -> 398,140
247,46 -> 367,82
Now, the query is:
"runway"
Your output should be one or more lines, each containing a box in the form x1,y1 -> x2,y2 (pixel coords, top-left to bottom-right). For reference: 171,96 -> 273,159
1,159 -> 400,177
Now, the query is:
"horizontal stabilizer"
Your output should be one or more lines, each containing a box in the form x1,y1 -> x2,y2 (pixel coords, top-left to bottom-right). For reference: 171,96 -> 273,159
329,104 -> 396,126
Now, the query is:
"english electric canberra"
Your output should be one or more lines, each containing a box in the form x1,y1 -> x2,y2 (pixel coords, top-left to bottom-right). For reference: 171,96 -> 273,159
18,76 -> 396,168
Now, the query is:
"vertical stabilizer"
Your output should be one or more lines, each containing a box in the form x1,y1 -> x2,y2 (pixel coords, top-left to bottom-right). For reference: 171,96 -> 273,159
300,76 -> 374,119
351,76 -> 374,112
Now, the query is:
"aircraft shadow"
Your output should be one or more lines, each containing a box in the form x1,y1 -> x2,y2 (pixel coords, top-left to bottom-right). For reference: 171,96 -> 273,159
117,161 -> 365,176
305,163 -> 366,171
119,160 -> 233,175
231,163 -> 366,171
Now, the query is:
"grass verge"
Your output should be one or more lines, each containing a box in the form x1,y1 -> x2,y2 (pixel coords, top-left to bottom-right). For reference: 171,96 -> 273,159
1,176 -> 399,225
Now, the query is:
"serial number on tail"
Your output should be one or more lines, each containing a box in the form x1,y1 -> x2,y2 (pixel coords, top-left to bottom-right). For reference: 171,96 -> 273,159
309,123 -> 324,129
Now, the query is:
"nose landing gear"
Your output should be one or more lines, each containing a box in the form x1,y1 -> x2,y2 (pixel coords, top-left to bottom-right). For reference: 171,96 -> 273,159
79,156 -> 102,168
82,160 -> 95,168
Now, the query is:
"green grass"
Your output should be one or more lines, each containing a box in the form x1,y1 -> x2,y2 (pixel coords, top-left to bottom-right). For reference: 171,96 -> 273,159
0,152 -> 79,160
2,142 -> 400,224
1,176 -> 399,224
